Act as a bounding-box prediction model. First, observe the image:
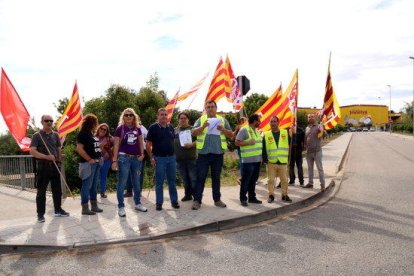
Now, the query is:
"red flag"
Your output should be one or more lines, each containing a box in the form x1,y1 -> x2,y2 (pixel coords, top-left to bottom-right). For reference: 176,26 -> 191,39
0,68 -> 31,151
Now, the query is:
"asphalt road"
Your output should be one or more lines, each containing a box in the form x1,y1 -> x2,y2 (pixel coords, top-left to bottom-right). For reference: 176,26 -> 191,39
1,132 -> 413,275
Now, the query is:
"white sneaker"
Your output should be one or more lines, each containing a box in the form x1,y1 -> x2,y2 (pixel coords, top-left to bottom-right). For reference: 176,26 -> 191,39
135,204 -> 148,212
118,207 -> 126,217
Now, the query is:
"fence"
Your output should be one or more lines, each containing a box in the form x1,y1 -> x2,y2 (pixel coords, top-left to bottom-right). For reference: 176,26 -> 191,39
0,155 -> 66,196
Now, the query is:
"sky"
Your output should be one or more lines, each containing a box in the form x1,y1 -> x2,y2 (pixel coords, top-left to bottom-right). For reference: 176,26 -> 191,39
1,0 -> 413,133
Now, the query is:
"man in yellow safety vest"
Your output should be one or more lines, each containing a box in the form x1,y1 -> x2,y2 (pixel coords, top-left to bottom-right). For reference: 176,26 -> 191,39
191,100 -> 234,210
263,116 -> 293,203
235,114 -> 263,206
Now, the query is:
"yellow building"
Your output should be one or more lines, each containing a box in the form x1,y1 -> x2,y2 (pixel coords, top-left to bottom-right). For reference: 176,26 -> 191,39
298,105 -> 396,128
339,105 -> 388,127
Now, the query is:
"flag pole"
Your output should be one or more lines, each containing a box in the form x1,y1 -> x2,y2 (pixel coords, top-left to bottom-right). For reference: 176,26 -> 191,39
38,133 -> 74,199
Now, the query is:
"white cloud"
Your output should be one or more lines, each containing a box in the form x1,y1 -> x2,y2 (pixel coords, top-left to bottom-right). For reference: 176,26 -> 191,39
1,0 -> 413,134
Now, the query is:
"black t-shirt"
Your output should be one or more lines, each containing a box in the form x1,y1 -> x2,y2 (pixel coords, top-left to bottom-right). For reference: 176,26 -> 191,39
147,123 -> 175,157
30,131 -> 61,159
76,130 -> 101,162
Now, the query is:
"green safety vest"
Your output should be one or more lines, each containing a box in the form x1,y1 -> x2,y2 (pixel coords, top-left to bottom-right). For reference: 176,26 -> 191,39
196,115 -> 227,150
240,125 -> 263,161
264,129 -> 289,163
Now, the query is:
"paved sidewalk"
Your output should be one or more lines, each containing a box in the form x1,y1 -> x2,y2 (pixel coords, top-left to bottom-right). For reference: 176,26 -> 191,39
0,133 -> 352,249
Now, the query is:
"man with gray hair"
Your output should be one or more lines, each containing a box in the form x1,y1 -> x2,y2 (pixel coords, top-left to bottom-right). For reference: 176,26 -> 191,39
30,115 -> 69,223
304,114 -> 325,191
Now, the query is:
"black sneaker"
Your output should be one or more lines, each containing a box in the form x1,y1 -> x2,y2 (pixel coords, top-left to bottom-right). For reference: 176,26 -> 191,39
288,181 -> 295,185
37,215 -> 45,223
248,198 -> 262,204
54,209 -> 70,217
276,183 -> 281,189
171,202 -> 180,209
267,195 -> 275,203
156,204 -> 163,211
282,195 -> 292,203
299,182 -> 304,187
241,201 -> 248,207
124,191 -> 133,197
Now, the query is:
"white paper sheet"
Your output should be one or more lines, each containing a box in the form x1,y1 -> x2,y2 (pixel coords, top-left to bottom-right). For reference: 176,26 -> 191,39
179,130 -> 193,146
207,118 -> 222,135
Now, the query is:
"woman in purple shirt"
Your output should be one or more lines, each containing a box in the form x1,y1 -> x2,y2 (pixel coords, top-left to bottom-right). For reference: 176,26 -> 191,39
112,108 -> 147,217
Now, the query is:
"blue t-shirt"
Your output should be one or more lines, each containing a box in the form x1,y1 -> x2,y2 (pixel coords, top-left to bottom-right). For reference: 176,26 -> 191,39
147,123 -> 175,157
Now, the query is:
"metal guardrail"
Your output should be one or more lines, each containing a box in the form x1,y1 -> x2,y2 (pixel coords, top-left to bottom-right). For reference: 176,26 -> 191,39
0,155 -> 66,195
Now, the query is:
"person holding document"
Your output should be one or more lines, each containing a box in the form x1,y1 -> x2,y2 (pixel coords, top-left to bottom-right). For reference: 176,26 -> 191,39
191,100 -> 234,210
174,111 -> 197,202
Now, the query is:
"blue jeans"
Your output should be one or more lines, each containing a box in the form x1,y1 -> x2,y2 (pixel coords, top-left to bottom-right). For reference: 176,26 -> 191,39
99,159 -> 111,193
194,153 -> 223,203
176,159 -> 197,198
237,148 -> 243,177
239,162 -> 261,202
116,155 -> 142,208
81,162 -> 100,204
126,159 -> 145,195
154,155 -> 178,205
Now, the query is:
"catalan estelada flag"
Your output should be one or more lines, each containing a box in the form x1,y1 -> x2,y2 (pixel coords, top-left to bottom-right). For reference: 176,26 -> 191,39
0,68 -> 31,151
278,69 -> 298,129
321,55 -> 341,130
56,82 -> 83,138
165,89 -> 180,123
205,57 -> 229,103
225,56 -> 243,110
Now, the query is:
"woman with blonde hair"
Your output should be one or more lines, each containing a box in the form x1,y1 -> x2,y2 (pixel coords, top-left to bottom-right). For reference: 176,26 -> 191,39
124,114 -> 148,198
112,108 -> 147,217
96,123 -> 114,198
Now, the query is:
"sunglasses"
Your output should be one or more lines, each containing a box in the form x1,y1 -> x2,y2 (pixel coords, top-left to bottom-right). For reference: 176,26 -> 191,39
124,114 -> 134,117
99,127 -> 108,131
43,120 -> 54,123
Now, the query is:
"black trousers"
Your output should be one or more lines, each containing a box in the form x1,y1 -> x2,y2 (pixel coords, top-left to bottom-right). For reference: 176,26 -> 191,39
289,148 -> 304,184
36,161 -> 62,216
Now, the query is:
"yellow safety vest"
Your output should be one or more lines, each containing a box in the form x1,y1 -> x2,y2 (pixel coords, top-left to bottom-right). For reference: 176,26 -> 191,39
264,129 -> 289,163
240,125 -> 263,161
196,115 -> 228,150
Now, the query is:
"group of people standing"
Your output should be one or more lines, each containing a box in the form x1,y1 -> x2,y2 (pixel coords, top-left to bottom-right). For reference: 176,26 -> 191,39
30,100 -> 326,223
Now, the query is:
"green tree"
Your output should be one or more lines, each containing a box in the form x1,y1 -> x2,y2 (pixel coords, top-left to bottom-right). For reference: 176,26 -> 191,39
225,113 -> 238,129
83,97 -> 105,126
0,133 -> 21,155
135,87 -> 166,127
53,98 -> 69,116
101,85 -> 136,131
243,93 -> 268,117
402,101 -> 413,123
296,110 -> 308,129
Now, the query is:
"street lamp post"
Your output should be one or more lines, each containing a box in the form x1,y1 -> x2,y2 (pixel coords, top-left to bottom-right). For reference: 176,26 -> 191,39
410,57 -> 414,137
388,84 -> 392,134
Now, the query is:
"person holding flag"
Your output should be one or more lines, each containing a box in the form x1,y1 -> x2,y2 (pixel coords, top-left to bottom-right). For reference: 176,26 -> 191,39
304,114 -> 325,191
30,115 -> 69,223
